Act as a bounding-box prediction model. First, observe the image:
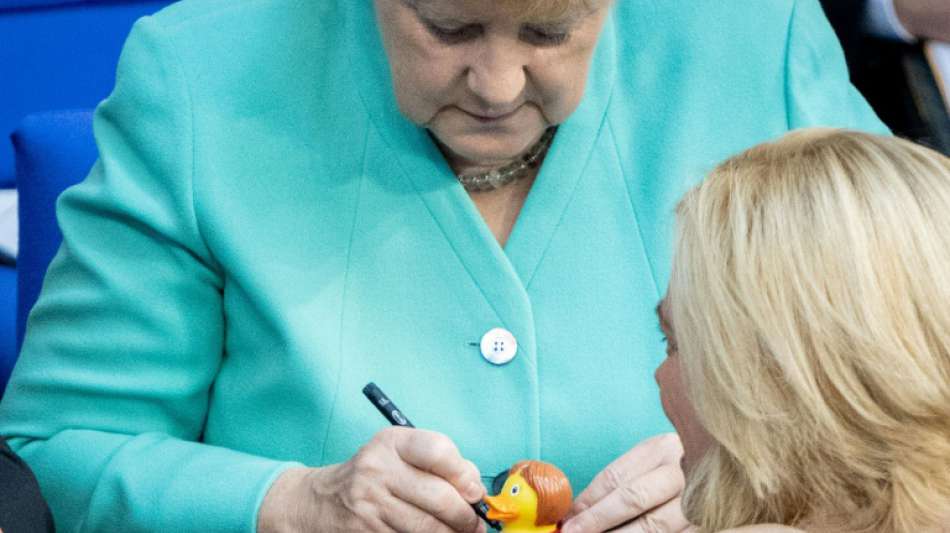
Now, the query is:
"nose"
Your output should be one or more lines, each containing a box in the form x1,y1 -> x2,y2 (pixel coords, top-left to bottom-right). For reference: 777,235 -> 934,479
655,357 -> 670,386
466,38 -> 527,111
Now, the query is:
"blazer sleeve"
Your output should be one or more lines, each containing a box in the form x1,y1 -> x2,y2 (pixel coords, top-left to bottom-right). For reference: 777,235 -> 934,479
0,16 -> 300,533
785,0 -> 890,133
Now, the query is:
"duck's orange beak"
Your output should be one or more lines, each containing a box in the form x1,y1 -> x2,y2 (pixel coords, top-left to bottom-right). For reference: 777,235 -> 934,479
483,495 -> 520,522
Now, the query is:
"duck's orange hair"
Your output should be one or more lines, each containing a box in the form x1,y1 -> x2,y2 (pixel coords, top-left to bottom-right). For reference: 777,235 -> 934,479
511,460 -> 573,526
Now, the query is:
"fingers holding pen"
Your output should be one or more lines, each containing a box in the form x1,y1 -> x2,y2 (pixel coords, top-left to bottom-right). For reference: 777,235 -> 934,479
378,427 -> 487,532
385,461 -> 487,531
358,385 -> 491,532
390,427 -> 486,503
259,386 -> 488,532
379,491 -> 486,533
258,427 -> 487,533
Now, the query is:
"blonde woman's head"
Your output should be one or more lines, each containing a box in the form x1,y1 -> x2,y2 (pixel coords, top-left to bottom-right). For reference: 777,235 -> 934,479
659,129 -> 950,532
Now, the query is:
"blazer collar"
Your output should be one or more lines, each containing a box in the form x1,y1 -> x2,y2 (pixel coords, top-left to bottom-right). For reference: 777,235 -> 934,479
344,1 -> 617,331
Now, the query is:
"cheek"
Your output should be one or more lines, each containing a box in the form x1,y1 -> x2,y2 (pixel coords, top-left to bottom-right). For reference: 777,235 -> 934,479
376,9 -> 462,122
656,356 -> 714,470
656,357 -> 685,428
530,59 -> 591,123
389,56 -> 459,121
531,10 -> 609,121
680,420 -> 714,474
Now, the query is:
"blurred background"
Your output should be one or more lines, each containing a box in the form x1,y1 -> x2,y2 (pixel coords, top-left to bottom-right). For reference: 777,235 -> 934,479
1,0 -> 949,397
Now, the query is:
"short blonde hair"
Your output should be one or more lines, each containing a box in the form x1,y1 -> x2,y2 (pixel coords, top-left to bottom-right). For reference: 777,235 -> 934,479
668,129 -> 950,531
495,0 -> 602,21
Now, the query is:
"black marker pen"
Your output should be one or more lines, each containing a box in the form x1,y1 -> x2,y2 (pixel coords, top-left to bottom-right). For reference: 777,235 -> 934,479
362,382 -> 501,531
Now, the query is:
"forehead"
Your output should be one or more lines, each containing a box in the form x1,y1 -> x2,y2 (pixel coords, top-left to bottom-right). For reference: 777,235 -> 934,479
406,0 -> 598,23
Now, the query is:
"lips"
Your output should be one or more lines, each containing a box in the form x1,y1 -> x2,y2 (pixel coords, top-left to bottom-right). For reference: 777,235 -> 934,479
461,107 -> 520,122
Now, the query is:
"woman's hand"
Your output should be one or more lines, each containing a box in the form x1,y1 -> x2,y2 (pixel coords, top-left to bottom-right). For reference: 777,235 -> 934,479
258,427 -> 487,532
561,433 -> 690,533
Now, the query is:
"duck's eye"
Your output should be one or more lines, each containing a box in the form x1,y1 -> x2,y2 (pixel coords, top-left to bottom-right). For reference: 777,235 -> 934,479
510,484 -> 520,496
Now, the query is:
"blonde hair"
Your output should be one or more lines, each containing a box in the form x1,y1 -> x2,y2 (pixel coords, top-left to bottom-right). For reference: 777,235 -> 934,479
495,0 -> 602,21
668,129 -> 950,532
510,460 -> 573,526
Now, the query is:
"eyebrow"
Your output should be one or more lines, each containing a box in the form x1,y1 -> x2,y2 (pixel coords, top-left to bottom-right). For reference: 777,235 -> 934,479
402,0 -> 467,21
404,0 -> 594,27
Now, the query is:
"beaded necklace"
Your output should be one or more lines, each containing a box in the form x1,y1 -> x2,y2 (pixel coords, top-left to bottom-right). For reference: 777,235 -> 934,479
455,127 -> 557,192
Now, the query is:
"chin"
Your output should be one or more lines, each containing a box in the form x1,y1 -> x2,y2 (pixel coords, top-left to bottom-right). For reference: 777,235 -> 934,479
442,130 -> 540,165
430,113 -> 548,166
461,140 -> 532,164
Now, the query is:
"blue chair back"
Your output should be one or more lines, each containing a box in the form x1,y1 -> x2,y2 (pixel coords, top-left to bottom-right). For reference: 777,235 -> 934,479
0,266 -> 14,392
0,0 -> 174,395
0,0 -> 173,189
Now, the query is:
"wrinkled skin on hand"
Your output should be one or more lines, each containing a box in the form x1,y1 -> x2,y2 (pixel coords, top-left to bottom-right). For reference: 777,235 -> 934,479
258,427 -> 488,533
561,433 -> 690,533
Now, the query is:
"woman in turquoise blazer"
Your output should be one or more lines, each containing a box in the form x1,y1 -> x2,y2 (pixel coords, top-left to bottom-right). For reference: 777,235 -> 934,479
0,0 -> 885,531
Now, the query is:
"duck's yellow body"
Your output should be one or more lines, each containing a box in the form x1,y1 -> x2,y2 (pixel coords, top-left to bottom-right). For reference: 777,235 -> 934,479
484,471 -> 560,533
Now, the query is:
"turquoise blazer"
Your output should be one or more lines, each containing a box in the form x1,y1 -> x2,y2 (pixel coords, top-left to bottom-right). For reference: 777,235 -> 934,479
0,0 -> 885,531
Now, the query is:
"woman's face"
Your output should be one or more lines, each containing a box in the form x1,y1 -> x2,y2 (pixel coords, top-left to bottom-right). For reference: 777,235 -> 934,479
373,0 -> 611,170
654,299 -> 715,474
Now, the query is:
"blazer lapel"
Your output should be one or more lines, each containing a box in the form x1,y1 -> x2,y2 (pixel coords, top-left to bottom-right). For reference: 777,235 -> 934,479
344,1 -> 534,335
344,3 -> 617,337
504,15 -> 617,289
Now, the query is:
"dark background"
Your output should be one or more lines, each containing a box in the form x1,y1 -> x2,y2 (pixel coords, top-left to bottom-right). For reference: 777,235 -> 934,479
820,0 -> 950,154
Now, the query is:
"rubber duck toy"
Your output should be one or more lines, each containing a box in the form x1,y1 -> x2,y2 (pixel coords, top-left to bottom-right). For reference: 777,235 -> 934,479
484,460 -> 573,533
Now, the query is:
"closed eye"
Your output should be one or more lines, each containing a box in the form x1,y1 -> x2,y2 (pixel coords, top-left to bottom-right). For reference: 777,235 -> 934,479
422,20 -> 571,47
425,21 -> 483,44
520,25 -> 571,46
